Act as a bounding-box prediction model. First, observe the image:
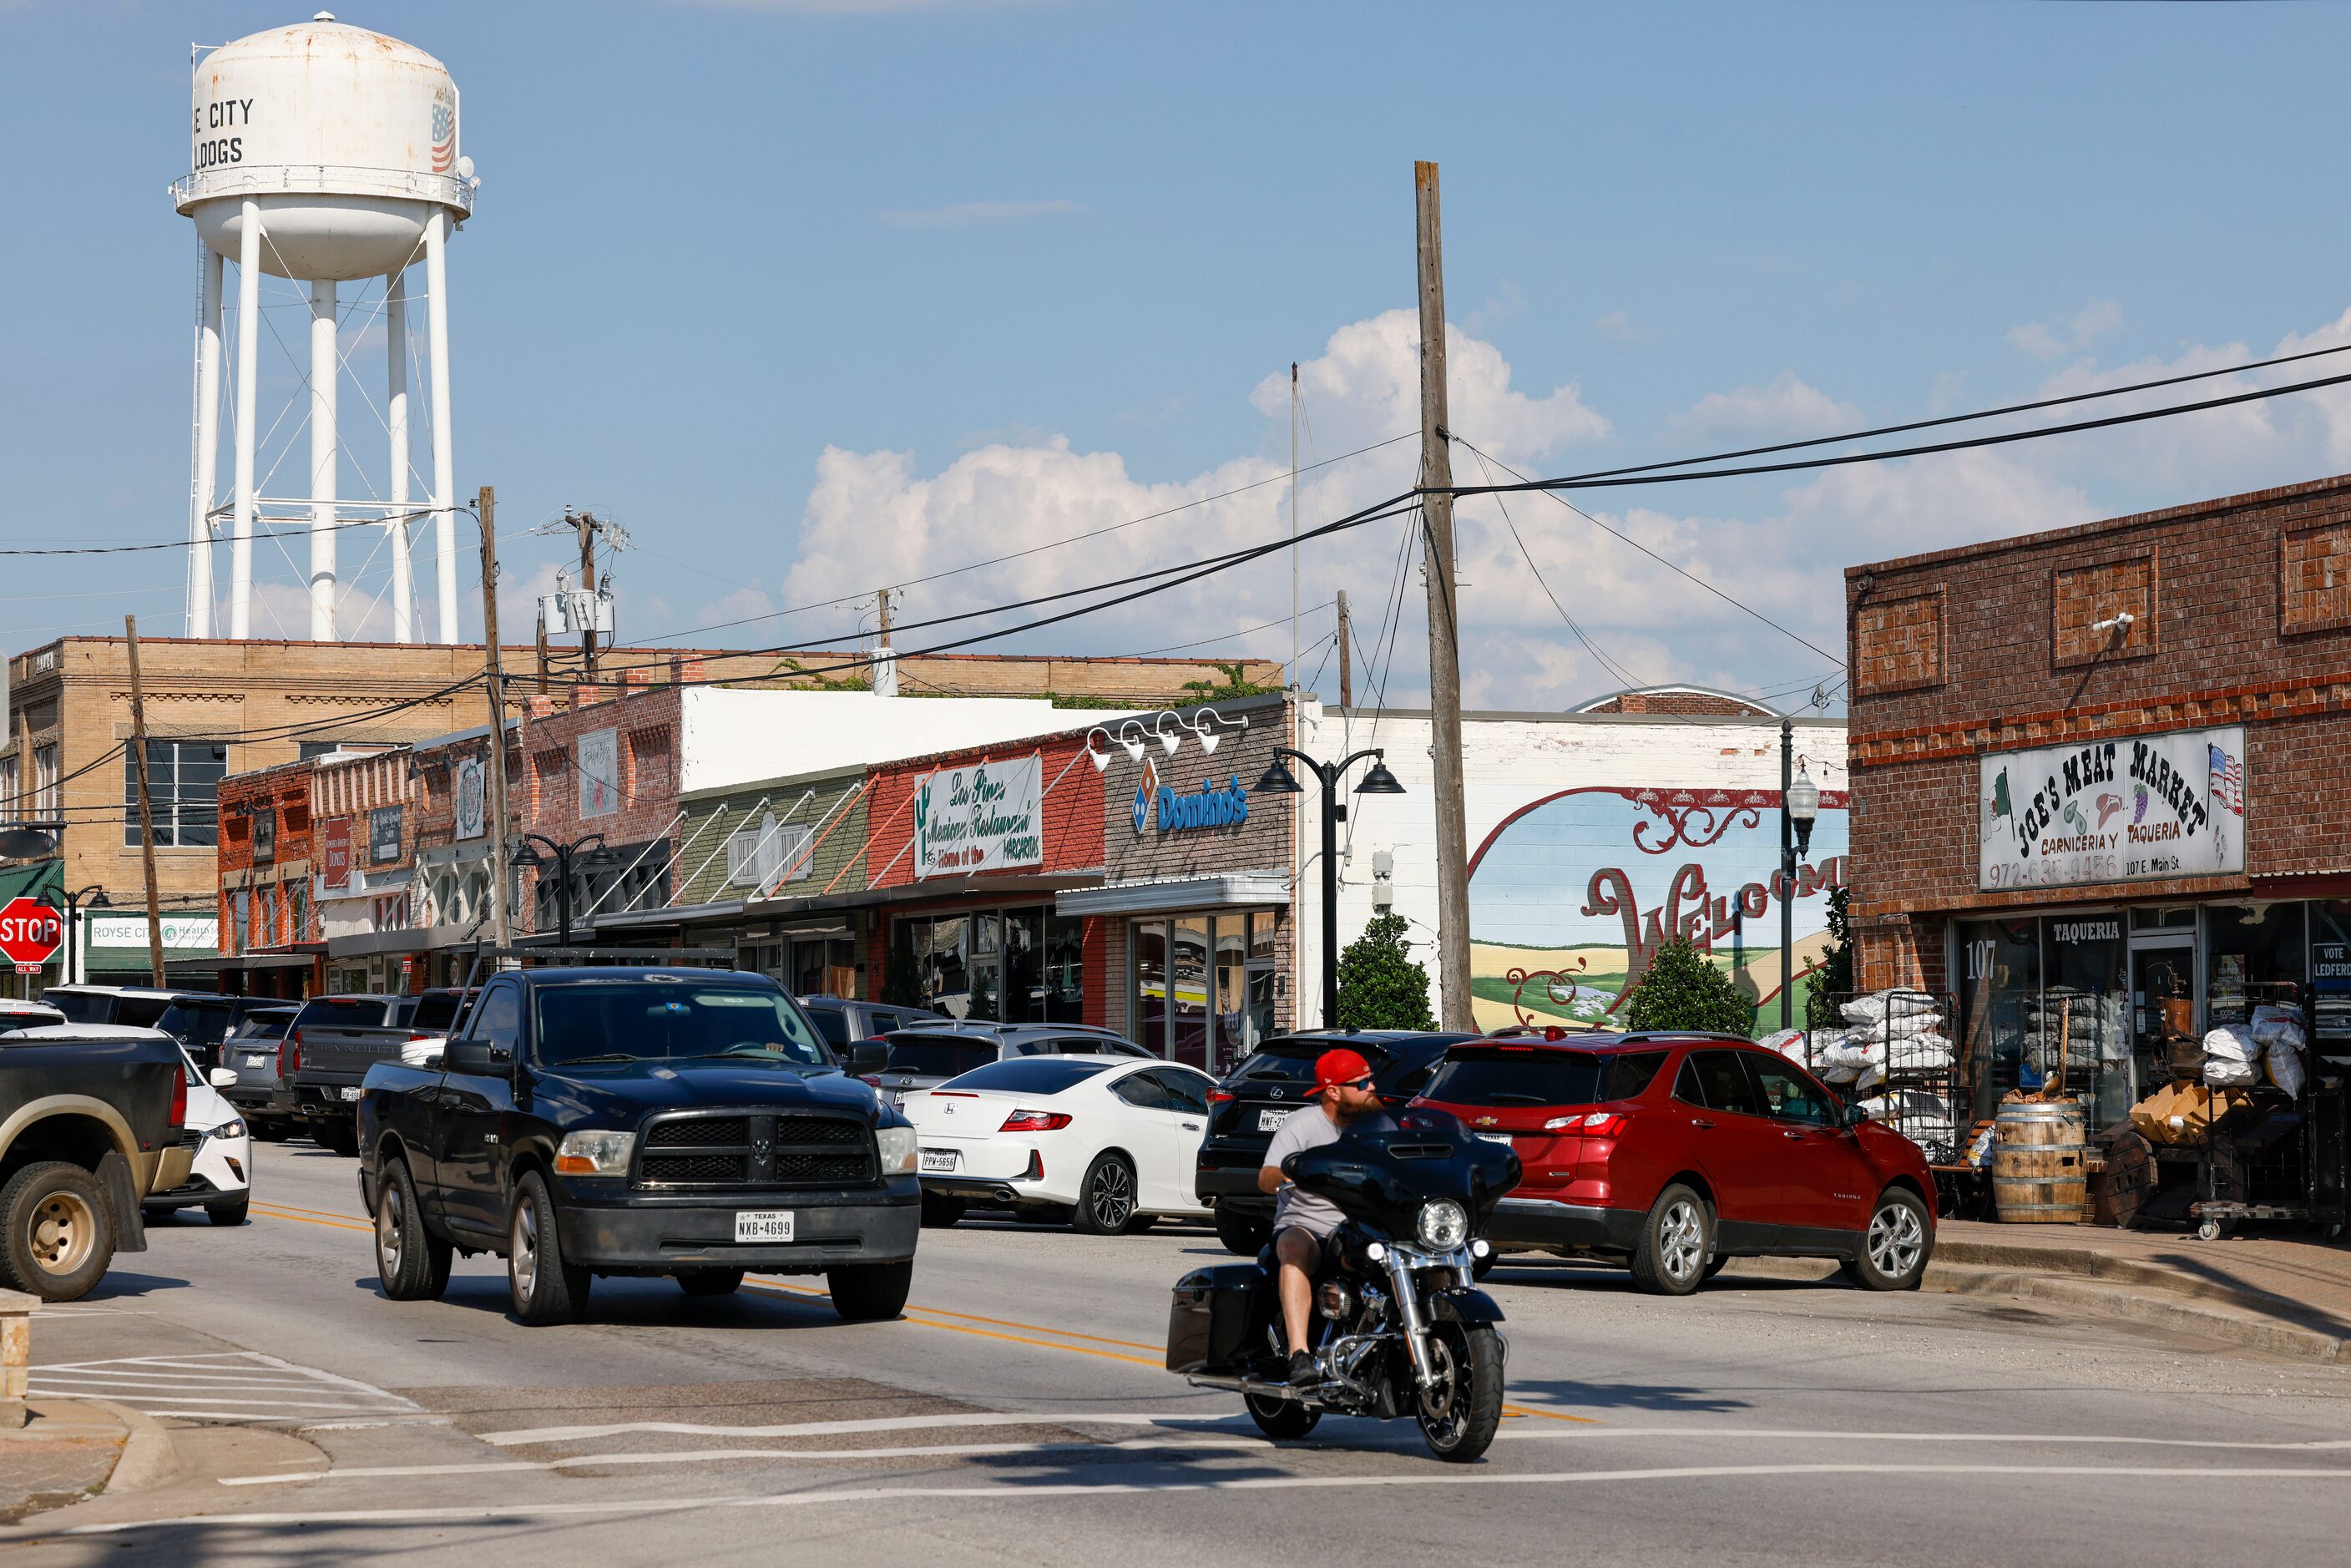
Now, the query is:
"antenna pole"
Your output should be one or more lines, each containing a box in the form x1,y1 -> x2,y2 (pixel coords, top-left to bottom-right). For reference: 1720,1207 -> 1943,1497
1337,589 -> 1352,709
1290,362 -> 1300,687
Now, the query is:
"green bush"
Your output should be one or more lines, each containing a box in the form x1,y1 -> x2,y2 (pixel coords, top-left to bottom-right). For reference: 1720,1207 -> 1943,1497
1804,883 -> 1853,1030
1333,912 -> 1437,1031
1623,937 -> 1753,1037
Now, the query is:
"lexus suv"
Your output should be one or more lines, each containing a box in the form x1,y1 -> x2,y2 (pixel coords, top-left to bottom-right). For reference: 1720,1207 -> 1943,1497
1413,1031 -> 1935,1295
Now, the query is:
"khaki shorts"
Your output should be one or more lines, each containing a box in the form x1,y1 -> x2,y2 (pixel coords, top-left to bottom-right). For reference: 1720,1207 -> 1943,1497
1272,1224 -> 1340,1272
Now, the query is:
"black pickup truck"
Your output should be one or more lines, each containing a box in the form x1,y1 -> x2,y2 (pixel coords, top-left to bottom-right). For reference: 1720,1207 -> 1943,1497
357,967 -> 920,1325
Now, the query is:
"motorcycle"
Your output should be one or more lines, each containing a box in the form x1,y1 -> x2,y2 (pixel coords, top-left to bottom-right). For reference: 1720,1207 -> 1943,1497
1165,1109 -> 1521,1462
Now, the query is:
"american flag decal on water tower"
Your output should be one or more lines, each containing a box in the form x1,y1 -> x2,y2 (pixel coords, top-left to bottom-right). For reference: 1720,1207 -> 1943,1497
431,88 -> 457,173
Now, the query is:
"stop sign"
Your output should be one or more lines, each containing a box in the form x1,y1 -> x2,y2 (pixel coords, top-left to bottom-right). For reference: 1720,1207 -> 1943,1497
0,897 -> 63,971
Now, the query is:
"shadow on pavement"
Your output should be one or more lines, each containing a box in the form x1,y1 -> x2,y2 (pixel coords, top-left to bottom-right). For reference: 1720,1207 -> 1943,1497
1509,1377 -> 1752,1414
81,1271 -> 190,1302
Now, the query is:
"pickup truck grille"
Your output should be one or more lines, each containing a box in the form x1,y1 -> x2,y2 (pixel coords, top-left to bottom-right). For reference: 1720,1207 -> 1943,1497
635,1110 -> 874,1190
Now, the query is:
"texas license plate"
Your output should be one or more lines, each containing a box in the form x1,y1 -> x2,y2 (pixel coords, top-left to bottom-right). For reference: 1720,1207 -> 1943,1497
734,1210 -> 796,1244
1258,1109 -> 1289,1131
338,1086 -> 361,1102
245,1055 -> 270,1068
919,1149 -> 958,1174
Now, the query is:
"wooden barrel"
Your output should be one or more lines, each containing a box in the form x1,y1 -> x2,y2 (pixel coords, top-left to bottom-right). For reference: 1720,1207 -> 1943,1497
1992,1100 -> 2088,1223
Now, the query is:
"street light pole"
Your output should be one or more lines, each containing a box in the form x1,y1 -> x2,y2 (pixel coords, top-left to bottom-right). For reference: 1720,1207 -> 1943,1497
513,832 -> 605,949
61,885 -> 109,988
1252,746 -> 1405,1029
1778,718 -> 1820,1031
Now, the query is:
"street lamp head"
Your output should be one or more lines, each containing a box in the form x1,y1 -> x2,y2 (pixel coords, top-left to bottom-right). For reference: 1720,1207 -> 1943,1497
1251,756 -> 1305,795
1154,714 -> 1184,756
1354,759 -> 1407,796
1115,721 -> 1147,764
0,826 -> 58,860
509,840 -> 544,870
1082,729 -> 1115,771
1787,764 -> 1820,858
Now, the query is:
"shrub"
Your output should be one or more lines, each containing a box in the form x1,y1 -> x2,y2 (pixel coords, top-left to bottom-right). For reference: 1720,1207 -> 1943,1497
1623,937 -> 1753,1037
1333,912 -> 1437,1031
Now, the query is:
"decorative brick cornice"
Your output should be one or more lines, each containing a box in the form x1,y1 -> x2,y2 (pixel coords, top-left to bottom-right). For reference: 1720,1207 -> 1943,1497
1849,669 -> 2351,767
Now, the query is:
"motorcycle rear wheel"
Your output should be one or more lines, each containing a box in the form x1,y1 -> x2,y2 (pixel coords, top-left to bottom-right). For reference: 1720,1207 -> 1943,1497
1416,1322 -> 1504,1463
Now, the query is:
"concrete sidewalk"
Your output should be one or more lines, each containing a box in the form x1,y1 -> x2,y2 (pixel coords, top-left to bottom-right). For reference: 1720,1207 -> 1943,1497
1929,1220 -> 2351,1363
0,1398 -> 176,1525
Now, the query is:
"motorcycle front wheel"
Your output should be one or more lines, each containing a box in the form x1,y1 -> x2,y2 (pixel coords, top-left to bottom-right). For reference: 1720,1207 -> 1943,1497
1416,1321 -> 1504,1462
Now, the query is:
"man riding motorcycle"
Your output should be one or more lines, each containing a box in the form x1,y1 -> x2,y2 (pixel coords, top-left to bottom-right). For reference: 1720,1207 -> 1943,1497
1256,1047 -> 1390,1383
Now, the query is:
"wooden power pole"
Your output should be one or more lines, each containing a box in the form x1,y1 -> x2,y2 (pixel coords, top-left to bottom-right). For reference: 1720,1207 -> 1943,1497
479,487 -> 513,953
123,615 -> 166,987
572,508 -> 600,684
1415,159 -> 1474,1032
1336,589 -> 1353,709
872,586 -> 897,697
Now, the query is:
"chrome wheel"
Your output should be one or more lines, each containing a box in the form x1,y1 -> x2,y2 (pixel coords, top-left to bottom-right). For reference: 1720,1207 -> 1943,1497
512,1192 -> 539,1300
1089,1161 -> 1135,1231
377,1182 -> 407,1277
28,1189 -> 97,1277
1658,1198 -> 1706,1284
1868,1200 -> 1924,1279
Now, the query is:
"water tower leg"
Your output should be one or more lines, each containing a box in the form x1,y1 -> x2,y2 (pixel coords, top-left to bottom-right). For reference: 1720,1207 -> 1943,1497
311,279 -> 338,642
387,268 -> 412,644
425,209 -> 458,645
230,200 -> 262,641
189,244 -> 223,639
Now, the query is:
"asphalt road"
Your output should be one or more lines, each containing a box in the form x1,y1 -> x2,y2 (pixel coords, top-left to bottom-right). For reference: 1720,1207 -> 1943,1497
9,1139 -> 2351,1565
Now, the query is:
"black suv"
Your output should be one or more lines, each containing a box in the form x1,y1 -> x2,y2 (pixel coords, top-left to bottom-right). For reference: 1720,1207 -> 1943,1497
1193,1028 -> 1479,1253
796,997 -> 946,1053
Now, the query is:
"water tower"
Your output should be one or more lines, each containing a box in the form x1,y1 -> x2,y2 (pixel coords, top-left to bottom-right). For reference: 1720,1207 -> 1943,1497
174,13 -> 477,644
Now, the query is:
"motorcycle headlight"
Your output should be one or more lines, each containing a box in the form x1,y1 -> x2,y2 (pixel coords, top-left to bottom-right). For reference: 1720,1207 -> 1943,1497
876,1124 -> 918,1176
554,1129 -> 636,1177
1416,1198 -> 1470,1252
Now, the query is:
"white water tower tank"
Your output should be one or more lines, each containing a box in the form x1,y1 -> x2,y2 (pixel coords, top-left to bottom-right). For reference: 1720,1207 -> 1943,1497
174,13 -> 477,646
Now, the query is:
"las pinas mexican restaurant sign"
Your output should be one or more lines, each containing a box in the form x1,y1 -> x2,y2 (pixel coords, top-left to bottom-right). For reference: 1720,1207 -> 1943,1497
1979,725 -> 2246,891
913,756 -> 1044,878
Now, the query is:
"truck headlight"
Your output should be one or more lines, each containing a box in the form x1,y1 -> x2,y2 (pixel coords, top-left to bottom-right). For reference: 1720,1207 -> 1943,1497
876,1125 -> 918,1176
554,1129 -> 636,1177
1416,1198 -> 1469,1251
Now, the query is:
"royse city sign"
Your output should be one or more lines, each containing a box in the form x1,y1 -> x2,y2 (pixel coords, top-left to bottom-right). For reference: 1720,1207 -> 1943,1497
913,756 -> 1044,878
1979,725 -> 2247,891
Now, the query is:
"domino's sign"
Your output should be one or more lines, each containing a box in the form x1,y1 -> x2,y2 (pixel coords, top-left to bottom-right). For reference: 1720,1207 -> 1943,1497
1138,771 -> 1250,836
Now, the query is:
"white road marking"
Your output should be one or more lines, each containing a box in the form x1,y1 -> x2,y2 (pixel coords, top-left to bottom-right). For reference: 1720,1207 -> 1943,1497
27,1350 -> 416,1424
479,1410 -> 1251,1445
72,1462 -> 2351,1533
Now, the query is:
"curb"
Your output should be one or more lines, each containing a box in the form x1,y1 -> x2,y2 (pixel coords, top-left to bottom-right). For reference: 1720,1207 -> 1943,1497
1936,1265 -> 2351,1364
1932,1237 -> 2333,1321
89,1401 -> 181,1496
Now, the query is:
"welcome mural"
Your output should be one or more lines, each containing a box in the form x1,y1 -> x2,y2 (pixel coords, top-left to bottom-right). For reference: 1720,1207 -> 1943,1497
1466,786 -> 1850,1032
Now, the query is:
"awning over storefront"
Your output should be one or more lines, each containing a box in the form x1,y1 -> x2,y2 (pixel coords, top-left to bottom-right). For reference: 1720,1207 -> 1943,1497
169,951 -> 316,974
1055,871 -> 1290,918
589,899 -> 746,933
325,923 -> 484,959
0,859 -> 62,904
748,870 -> 1106,922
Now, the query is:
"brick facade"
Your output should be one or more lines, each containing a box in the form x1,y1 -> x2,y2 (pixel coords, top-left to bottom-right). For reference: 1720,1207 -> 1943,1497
1846,469 -> 2351,989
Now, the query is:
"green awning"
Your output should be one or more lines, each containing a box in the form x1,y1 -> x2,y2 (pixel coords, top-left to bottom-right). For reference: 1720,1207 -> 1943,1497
0,859 -> 62,905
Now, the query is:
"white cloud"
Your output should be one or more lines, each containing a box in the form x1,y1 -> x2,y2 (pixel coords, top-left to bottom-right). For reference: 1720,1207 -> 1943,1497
1595,309 -> 1641,343
2009,299 -> 2124,362
1669,371 -> 1862,440
878,200 -> 1082,230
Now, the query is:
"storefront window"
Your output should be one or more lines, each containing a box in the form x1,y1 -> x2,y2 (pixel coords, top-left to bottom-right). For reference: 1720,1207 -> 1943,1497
1044,913 -> 1085,1024
1956,918 -> 2040,1120
968,912 -> 1001,1020
926,915 -> 970,1016
1212,915 -> 1248,1075
1135,921 -> 1168,1055
1171,917 -> 1210,1069
2040,914 -> 2129,1125
1001,908 -> 1043,1024
2204,903 -> 2308,1026
2131,906 -> 2197,931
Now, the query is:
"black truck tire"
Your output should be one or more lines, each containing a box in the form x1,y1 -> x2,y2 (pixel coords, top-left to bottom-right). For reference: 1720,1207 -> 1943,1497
375,1159 -> 452,1301
507,1170 -> 590,1325
0,1161 -> 116,1302
1073,1152 -> 1143,1236
827,1260 -> 913,1321
919,1191 -> 966,1228
316,1117 -> 360,1158
1629,1183 -> 1713,1297
1214,1205 -> 1270,1257
676,1268 -> 746,1297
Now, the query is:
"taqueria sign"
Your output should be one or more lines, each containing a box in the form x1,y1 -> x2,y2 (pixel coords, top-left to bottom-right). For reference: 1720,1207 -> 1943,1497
913,755 -> 1044,878
1979,725 -> 2246,890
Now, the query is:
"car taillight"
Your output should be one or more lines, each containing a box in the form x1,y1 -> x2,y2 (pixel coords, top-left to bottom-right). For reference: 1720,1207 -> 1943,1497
1544,1110 -> 1627,1136
168,1067 -> 187,1130
1208,1090 -> 1235,1104
1000,1109 -> 1073,1132
857,1075 -> 884,1087
281,1031 -> 301,1077
407,1030 -> 434,1042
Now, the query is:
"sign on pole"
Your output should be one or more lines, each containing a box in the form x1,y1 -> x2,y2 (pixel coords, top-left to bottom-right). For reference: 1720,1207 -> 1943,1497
0,897 -> 64,974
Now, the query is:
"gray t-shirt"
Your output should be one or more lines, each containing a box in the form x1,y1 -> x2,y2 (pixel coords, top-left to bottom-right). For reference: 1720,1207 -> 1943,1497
1265,1106 -> 1351,1237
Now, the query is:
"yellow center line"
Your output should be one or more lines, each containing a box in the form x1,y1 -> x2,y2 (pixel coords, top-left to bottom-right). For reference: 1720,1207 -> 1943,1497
741,1280 -> 1164,1367
251,1204 -> 373,1235
1503,1404 -> 1599,1424
254,1198 -> 369,1223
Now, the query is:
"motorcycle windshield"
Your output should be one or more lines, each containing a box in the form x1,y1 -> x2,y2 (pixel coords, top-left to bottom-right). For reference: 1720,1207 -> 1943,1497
1283,1108 -> 1520,1240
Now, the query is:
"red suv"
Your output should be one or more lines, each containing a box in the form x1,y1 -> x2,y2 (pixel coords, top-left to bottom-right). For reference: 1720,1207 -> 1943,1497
1411,1032 -> 1934,1296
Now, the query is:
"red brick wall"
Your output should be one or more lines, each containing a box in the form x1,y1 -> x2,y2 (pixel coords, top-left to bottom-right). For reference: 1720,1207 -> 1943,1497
864,735 -> 1105,891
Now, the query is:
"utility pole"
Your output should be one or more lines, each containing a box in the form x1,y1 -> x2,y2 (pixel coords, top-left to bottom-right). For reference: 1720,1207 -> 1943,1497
1415,159 -> 1474,1032
479,486 -> 513,953
872,586 -> 898,698
572,508 -> 600,684
1290,362 -> 1300,688
124,616 -> 166,988
1336,589 -> 1353,709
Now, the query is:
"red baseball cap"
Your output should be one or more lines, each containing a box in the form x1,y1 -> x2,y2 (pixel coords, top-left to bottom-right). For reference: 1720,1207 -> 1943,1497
1307,1048 -> 1374,1098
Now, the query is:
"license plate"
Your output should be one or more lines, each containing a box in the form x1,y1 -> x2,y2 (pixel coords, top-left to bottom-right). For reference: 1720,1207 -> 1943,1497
1475,1131 -> 1514,1146
734,1210 -> 796,1244
244,1055 -> 270,1068
338,1086 -> 361,1102
1258,1109 -> 1290,1131
919,1149 -> 959,1174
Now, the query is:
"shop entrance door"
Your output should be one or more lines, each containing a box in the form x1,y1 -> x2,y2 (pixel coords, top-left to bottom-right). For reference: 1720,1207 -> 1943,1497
2130,937 -> 2197,1095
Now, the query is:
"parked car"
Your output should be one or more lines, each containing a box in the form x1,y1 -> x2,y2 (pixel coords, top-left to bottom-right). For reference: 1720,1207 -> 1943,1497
1193,1028 -> 1480,1254
41,985 -> 188,1033
0,999 -> 66,1030
144,1044 -> 253,1227
0,1019 -> 191,1299
1412,1032 -> 1936,1295
902,1055 -> 1218,1232
218,1005 -> 301,1139
864,1023 -> 1153,1110
796,996 -> 946,1054
286,991 -> 474,1156
154,994 -> 289,1072
357,966 -> 919,1325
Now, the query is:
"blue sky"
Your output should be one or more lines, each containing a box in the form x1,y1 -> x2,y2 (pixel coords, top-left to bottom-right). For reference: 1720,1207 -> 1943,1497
8,2 -> 2351,711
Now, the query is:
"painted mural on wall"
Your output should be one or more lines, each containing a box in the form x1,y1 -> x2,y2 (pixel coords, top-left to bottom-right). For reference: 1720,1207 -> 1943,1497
1467,786 -> 1850,1032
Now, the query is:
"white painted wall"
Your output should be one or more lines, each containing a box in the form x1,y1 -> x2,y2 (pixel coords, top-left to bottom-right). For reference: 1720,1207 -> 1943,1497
678,690 -> 1145,796
1292,702 -> 1849,1031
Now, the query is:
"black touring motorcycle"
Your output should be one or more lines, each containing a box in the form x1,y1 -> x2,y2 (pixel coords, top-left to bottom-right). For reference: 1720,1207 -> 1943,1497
1166,1110 -> 1521,1462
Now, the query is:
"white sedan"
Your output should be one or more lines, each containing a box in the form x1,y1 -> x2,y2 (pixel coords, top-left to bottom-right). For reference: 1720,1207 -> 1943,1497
902,1054 -> 1216,1234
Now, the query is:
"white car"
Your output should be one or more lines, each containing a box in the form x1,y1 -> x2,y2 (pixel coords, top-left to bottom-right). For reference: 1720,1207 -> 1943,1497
902,1054 -> 1216,1234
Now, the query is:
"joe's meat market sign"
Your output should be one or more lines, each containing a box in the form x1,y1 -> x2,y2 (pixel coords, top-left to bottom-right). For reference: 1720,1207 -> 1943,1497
1979,726 -> 2246,890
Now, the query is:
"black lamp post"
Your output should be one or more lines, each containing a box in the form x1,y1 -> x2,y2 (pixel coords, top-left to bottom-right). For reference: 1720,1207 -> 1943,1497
510,832 -> 607,948
1252,747 -> 1406,1029
59,885 -> 109,988
1779,717 -> 1821,1030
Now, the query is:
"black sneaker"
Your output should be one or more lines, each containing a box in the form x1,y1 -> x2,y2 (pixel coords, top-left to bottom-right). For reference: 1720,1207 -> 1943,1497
1287,1350 -> 1319,1385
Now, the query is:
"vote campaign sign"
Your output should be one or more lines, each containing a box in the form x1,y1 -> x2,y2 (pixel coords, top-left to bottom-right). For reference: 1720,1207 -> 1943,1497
0,897 -> 64,974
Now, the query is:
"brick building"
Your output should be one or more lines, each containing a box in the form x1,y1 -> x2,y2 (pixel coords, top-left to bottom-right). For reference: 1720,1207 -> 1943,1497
1845,472 -> 2351,1130
211,756 -> 320,995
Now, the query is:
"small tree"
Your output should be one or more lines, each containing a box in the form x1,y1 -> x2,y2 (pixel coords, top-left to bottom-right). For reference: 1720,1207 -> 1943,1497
1333,912 -> 1437,1031
1803,883 -> 1853,1030
879,919 -> 926,1009
1623,937 -> 1753,1037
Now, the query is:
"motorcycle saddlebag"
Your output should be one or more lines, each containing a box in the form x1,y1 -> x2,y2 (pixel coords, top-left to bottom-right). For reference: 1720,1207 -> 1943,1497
1166,1264 -> 1260,1373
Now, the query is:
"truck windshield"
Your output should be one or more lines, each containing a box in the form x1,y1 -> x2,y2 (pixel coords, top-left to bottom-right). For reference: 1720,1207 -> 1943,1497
532,982 -> 832,1070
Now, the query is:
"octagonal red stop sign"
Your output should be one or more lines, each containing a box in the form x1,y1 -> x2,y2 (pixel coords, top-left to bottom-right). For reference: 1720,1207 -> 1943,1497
0,897 -> 64,970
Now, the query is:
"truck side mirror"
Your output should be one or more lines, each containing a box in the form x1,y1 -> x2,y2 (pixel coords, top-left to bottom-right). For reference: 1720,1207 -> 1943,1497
847,1041 -> 889,1075
447,1039 -> 510,1076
